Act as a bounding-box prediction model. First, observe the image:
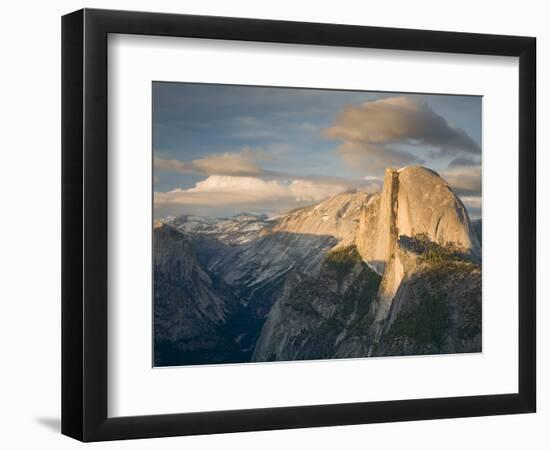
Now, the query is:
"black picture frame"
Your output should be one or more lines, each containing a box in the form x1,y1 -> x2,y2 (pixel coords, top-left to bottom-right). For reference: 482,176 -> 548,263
61,8 -> 536,442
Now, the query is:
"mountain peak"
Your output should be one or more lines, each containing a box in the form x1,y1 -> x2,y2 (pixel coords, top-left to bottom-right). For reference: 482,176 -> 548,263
273,190 -> 370,241
357,165 -> 479,273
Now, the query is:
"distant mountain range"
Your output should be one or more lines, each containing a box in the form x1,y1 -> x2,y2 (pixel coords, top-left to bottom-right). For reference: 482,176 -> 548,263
154,166 -> 482,366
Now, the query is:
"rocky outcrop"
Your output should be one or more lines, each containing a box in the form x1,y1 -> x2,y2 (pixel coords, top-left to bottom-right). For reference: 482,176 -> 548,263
165,213 -> 273,246
357,167 -> 480,273
251,167 -> 482,361
209,231 -> 338,318
335,235 -> 481,358
356,170 -> 399,274
197,191 -> 369,319
252,246 -> 381,362
273,191 -> 369,241
153,225 -> 248,366
355,166 -> 480,334
373,255 -> 482,356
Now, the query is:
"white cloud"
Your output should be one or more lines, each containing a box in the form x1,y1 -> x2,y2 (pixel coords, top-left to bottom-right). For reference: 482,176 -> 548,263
154,175 -> 348,216
288,179 -> 347,202
183,175 -> 289,203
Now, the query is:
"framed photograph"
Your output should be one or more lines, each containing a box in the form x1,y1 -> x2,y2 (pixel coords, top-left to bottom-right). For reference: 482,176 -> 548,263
62,8 -> 536,441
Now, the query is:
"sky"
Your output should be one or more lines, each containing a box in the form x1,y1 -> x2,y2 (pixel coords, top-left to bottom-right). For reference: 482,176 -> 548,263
153,82 -> 482,219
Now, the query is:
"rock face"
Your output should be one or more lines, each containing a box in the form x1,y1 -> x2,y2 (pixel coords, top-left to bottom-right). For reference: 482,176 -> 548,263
164,213 -> 273,246
334,235 -> 481,358
208,231 -> 337,318
373,257 -> 482,356
251,167 -> 481,361
252,246 -> 381,362
354,167 -> 480,338
153,225 -> 249,366
357,167 -> 480,274
154,192 -> 371,366
178,191 -> 370,319
354,167 -> 481,355
272,191 -> 368,241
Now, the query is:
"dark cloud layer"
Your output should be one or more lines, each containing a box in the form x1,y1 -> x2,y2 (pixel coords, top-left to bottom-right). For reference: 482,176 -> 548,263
448,156 -> 481,167
154,149 -> 265,177
441,166 -> 481,196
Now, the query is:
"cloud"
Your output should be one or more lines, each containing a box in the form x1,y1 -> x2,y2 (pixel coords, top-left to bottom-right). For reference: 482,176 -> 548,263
288,179 -> 348,201
154,147 -> 374,191
441,165 -> 481,196
335,141 -> 424,173
324,96 -> 480,173
154,175 -> 349,217
460,196 -> 482,209
154,148 -> 265,177
448,156 -> 480,167
439,164 -> 482,219
460,195 -> 482,220
157,176 -> 289,206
